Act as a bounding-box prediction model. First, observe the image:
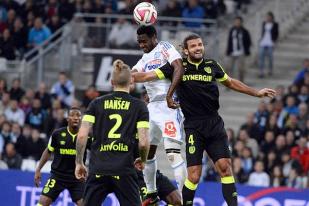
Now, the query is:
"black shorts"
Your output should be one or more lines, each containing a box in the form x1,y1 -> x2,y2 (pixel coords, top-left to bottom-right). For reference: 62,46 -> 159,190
83,173 -> 141,206
41,174 -> 84,202
137,170 -> 176,203
184,115 -> 231,167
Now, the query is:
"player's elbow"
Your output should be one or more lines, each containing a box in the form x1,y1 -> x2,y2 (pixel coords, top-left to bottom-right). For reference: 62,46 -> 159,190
138,137 -> 150,150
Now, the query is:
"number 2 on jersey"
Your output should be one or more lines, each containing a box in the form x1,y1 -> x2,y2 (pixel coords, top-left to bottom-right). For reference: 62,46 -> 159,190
108,114 -> 122,138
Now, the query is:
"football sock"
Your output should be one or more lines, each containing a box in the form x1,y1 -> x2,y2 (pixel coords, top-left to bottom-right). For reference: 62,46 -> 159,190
143,157 -> 157,193
221,176 -> 238,206
182,178 -> 198,206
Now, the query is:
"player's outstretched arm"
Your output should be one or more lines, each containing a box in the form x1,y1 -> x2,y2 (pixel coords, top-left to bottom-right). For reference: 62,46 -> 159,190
221,77 -> 276,98
34,148 -> 52,187
137,127 -> 150,166
75,121 -> 92,181
132,71 -> 159,83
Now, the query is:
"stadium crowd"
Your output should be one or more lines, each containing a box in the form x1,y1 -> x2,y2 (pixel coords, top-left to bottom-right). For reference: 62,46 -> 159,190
202,59 -> 309,189
0,0 -> 251,60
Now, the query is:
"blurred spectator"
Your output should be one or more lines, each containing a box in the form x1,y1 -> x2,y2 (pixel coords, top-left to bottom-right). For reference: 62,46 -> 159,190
264,150 -> 278,174
281,152 -> 302,178
260,130 -> 275,154
241,146 -> 254,175
51,71 -> 75,108
2,143 -> 22,169
0,92 -> 10,115
270,165 -> 285,187
19,96 -> 32,114
238,129 -> 259,158
0,5 -> 7,33
34,82 -> 52,110
297,85 -> 309,105
108,18 -> 136,49
233,157 -> 248,183
26,10 -> 35,28
286,131 -> 297,150
45,107 -> 66,136
248,160 -> 270,187
293,58 -> 309,85
4,99 -> 25,126
240,112 -> 261,142
6,9 -> 16,30
10,122 -> 22,144
25,98 -> 47,131
9,78 -> 25,101
274,135 -> 288,158
0,154 -> 8,170
254,101 -> 269,134
265,114 -> 280,137
232,140 -> 245,157
226,16 -> 251,82
277,96 -> 299,128
202,0 -> 218,19
290,137 -> 309,174
15,124 -> 32,158
82,85 -> 99,108
0,79 -> 8,99
297,103 -> 309,131
11,17 -> 28,58
0,121 -> 11,149
28,17 -> 51,48
258,11 -> 279,78
25,128 -> 45,160
182,0 -> 205,28
0,28 -> 16,60
286,169 -> 303,188
58,0 -> 75,23
283,114 -> 302,140
92,0 -> 105,14
45,0 -> 58,20
47,14 -> 63,34
118,0 -> 136,15
161,0 -> 181,26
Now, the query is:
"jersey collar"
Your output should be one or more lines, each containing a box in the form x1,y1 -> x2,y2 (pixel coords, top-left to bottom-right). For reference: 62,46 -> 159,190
67,127 -> 78,142
187,58 -> 204,70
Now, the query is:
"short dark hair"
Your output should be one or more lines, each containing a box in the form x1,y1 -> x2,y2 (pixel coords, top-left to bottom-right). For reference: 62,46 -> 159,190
183,33 -> 202,49
267,11 -> 274,20
69,107 -> 81,113
235,16 -> 243,22
137,25 -> 157,38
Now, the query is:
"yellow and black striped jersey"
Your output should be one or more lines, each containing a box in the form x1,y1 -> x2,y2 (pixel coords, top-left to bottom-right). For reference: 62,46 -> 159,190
83,91 -> 149,176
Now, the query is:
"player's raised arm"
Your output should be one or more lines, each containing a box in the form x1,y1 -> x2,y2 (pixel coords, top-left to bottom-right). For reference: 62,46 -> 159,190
214,62 -> 276,98
34,148 -> 52,187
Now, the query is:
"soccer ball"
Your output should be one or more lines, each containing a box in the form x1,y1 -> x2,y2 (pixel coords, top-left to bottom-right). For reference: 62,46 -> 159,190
133,2 -> 157,26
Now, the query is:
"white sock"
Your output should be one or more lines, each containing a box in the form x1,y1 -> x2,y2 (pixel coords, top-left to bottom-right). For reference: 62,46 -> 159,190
143,157 -> 157,193
168,152 -> 187,192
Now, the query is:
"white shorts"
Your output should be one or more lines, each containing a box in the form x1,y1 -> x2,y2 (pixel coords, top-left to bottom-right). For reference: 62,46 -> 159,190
148,101 -> 184,146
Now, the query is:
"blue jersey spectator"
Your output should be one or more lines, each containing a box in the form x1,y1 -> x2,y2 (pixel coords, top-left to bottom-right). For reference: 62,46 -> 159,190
182,0 -> 205,28
293,58 -> 309,85
51,72 -> 75,108
28,17 -> 51,47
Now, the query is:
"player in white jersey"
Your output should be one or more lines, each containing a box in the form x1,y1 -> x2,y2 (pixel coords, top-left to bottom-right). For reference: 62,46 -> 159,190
132,26 -> 187,204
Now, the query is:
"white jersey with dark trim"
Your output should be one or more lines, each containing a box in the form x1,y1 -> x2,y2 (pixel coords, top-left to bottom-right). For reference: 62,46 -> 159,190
133,41 -> 182,102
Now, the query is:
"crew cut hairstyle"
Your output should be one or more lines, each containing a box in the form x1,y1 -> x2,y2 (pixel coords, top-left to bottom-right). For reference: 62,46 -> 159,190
137,25 -> 157,38
183,33 -> 202,49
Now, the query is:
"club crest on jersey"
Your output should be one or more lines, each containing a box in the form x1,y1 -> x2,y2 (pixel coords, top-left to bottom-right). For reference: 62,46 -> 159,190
145,59 -> 162,71
204,67 -> 212,74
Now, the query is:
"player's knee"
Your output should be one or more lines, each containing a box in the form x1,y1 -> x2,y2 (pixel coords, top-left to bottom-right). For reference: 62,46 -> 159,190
188,170 -> 201,184
166,151 -> 184,167
216,158 -> 232,177
75,199 -> 83,206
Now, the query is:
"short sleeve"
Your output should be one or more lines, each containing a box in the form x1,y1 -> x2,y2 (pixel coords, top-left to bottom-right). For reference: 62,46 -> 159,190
214,61 -> 229,82
132,59 -> 145,72
136,102 -> 149,129
47,133 -> 56,152
82,99 -> 96,123
161,42 -> 182,64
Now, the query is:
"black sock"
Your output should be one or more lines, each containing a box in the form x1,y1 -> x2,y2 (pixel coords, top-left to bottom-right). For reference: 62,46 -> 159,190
221,176 -> 238,206
182,179 -> 198,206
